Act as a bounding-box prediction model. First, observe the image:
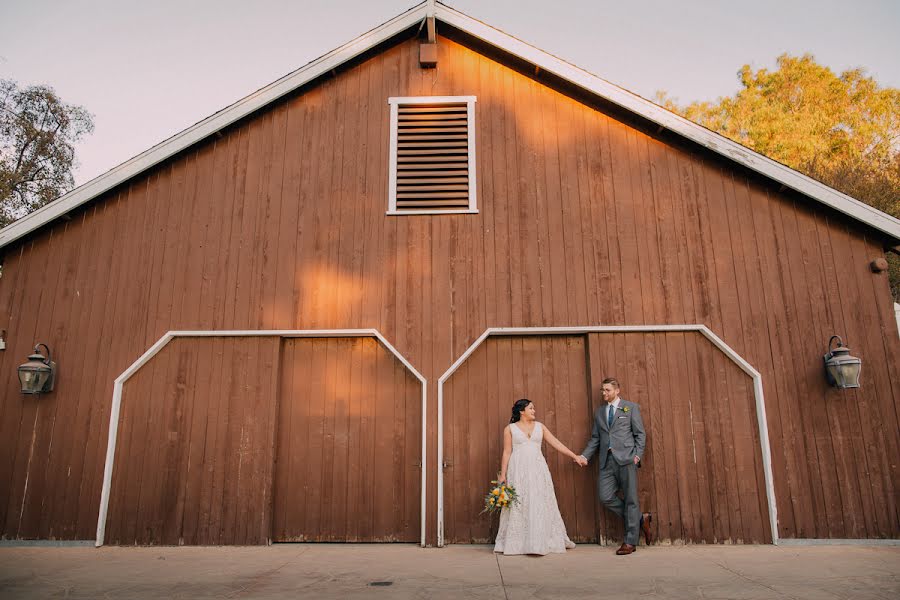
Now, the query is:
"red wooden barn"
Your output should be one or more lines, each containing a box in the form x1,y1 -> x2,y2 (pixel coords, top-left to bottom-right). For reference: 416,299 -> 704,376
1,2 -> 898,547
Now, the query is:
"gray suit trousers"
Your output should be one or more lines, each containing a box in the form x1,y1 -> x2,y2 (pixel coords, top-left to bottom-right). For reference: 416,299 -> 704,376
598,454 -> 641,546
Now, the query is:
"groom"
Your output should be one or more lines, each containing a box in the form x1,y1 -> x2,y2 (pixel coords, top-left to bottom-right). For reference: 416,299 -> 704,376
575,378 -> 652,555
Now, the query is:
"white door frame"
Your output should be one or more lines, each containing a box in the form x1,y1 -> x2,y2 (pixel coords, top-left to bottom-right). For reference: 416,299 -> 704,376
435,325 -> 778,546
96,329 -> 427,547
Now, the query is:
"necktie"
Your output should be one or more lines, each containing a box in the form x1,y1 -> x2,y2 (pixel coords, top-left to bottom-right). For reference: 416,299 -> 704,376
607,404 -> 615,428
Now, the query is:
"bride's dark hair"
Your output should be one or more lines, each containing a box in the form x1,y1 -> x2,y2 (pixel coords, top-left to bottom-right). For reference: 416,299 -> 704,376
509,398 -> 533,423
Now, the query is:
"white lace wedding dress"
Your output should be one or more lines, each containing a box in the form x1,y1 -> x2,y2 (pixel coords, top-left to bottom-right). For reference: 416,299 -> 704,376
494,422 -> 576,555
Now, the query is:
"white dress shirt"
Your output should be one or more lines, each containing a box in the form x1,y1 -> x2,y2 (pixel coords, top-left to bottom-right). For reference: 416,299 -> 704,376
579,398 -> 623,462
606,398 -> 621,422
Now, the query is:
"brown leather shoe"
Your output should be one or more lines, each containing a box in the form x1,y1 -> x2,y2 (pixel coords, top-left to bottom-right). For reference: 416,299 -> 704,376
616,543 -> 636,555
641,512 -> 653,545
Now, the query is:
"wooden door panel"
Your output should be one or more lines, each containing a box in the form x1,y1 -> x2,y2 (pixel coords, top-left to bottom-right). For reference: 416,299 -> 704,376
585,332 -> 770,544
106,337 -> 280,545
443,332 -> 770,545
443,335 -> 595,543
273,337 -> 421,542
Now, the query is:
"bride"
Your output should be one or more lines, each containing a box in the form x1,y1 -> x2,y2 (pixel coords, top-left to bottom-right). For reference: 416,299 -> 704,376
494,398 -> 578,555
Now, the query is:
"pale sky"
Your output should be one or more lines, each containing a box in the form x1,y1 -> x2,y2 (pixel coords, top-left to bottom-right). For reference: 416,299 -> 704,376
2,0 -> 898,186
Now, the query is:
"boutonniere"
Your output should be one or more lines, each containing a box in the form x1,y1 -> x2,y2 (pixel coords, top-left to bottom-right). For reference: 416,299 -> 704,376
622,407 -> 630,413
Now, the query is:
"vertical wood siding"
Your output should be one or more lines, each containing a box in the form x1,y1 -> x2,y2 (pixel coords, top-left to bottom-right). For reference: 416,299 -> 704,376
443,335 -> 595,543
442,332 -> 769,545
584,332 -> 769,544
103,335 -> 421,545
105,337 -> 280,545
0,34 -> 897,543
273,337 -> 421,542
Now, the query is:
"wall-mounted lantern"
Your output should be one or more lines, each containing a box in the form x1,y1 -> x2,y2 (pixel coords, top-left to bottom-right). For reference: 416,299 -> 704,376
823,335 -> 861,389
18,343 -> 56,394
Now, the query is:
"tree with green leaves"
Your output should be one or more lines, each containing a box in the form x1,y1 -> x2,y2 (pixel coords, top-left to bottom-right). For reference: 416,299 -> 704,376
657,54 -> 900,301
0,79 -> 94,228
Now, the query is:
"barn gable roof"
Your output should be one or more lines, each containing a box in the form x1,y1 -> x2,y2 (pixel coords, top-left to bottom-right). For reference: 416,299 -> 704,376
2,1 -> 898,250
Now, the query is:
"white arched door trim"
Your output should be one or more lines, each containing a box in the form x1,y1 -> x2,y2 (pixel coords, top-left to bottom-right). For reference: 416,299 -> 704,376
435,325 -> 777,547
96,329 -> 427,547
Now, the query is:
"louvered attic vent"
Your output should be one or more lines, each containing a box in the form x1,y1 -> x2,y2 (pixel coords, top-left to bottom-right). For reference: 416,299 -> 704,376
388,96 -> 477,214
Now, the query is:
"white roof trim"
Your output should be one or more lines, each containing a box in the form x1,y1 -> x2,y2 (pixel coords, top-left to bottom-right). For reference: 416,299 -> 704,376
2,0 -> 897,249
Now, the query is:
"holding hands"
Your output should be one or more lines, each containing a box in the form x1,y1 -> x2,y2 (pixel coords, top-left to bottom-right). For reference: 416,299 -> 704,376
571,454 -> 638,467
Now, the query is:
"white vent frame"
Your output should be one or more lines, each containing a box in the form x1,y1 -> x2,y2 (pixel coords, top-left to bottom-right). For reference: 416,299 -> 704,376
387,95 -> 478,215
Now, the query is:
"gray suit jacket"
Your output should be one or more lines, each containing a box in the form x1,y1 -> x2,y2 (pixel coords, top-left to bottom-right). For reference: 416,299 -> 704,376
581,399 -> 646,469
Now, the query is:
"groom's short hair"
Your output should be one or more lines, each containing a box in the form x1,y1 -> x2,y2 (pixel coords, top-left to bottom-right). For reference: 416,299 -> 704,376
601,377 -> 620,389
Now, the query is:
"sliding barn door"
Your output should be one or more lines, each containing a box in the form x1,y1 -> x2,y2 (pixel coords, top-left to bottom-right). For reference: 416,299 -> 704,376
442,335 -> 597,543
441,332 -> 771,545
106,336 -> 281,545
272,337 -> 422,542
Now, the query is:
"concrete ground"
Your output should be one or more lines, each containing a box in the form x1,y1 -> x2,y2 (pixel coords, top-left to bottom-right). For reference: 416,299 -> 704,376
0,543 -> 898,599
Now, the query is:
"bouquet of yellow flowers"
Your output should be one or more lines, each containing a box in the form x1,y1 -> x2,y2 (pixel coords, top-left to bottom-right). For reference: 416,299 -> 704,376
482,478 -> 519,514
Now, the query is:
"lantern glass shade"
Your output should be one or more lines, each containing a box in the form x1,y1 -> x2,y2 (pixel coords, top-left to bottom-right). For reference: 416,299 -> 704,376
823,336 -> 862,389
826,358 -> 861,389
17,348 -> 56,394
